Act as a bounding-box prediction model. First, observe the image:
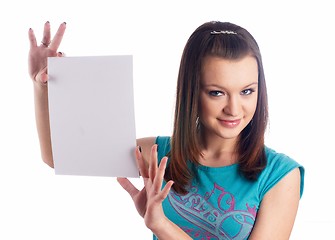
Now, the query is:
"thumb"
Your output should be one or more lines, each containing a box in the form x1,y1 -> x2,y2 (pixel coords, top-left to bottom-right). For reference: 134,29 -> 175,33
117,177 -> 139,198
35,70 -> 48,85
40,72 -> 48,84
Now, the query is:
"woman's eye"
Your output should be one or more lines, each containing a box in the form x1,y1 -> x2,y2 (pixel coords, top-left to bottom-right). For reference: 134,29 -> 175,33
209,91 -> 224,97
241,89 -> 255,95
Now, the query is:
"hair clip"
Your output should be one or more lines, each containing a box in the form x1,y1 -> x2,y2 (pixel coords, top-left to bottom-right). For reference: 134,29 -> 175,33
210,30 -> 237,35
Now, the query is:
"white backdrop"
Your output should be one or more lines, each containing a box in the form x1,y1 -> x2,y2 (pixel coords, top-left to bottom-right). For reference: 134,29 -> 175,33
0,0 -> 334,239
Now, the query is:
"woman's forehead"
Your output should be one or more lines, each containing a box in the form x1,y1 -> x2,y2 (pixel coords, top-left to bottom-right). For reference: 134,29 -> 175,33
201,55 -> 258,88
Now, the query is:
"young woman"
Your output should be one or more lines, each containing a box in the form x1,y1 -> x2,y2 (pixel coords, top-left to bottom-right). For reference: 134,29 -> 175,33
28,21 -> 304,240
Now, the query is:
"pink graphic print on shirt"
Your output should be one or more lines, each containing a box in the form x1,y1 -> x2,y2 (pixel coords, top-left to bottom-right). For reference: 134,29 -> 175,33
168,183 -> 257,240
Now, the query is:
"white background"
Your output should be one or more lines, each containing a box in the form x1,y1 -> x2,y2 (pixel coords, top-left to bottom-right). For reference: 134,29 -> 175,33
0,0 -> 334,239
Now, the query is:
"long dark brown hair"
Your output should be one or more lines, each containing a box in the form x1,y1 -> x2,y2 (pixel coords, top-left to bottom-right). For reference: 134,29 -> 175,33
166,21 -> 268,194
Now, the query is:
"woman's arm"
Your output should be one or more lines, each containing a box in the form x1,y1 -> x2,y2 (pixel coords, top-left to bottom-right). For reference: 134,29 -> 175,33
249,168 -> 301,240
28,21 -> 66,167
33,82 -> 54,167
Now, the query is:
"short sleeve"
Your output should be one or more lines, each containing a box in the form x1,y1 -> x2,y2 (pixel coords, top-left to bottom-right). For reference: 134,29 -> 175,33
155,136 -> 171,164
258,147 -> 305,200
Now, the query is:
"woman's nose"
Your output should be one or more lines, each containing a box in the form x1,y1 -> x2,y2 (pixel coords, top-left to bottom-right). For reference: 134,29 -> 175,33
223,96 -> 240,117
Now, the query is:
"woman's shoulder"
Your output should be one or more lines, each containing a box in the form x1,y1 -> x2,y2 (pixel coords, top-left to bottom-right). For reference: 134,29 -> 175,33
155,136 -> 171,146
260,146 -> 305,198
136,136 -> 172,165
264,146 -> 302,169
155,136 -> 172,160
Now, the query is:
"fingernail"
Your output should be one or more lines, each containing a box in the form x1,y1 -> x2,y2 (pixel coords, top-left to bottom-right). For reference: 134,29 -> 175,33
46,21 -> 50,24
139,146 -> 142,152
63,22 -> 67,25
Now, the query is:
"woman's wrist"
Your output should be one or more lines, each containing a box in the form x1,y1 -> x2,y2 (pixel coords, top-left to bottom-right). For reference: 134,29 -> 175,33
33,81 -> 49,102
146,216 -> 169,233
149,217 -> 192,240
33,80 -> 47,91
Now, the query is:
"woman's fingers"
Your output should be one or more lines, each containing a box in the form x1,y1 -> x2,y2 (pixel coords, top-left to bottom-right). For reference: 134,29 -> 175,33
28,28 -> 37,48
153,156 -> 168,195
41,21 -> 51,47
160,180 -> 174,200
49,22 -> 66,52
149,144 -> 158,181
136,146 -> 148,178
34,52 -> 64,85
117,177 -> 139,199
136,144 -> 171,201
28,21 -> 66,85
57,51 -> 66,57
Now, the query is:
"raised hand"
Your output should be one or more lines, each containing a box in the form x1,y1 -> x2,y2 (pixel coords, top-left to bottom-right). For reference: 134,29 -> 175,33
117,145 -> 174,230
28,21 -> 66,86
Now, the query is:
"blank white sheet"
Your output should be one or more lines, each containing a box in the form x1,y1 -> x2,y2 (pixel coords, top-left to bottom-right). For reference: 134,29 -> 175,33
48,55 -> 139,178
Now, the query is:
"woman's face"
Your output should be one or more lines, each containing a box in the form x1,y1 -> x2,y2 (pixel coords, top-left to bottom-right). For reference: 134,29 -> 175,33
199,55 -> 258,142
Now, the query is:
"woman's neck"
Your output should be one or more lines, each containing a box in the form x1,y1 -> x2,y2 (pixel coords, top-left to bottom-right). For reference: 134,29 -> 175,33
198,131 -> 239,167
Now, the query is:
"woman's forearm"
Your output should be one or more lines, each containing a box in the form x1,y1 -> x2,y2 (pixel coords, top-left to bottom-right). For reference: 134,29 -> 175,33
33,82 -> 54,167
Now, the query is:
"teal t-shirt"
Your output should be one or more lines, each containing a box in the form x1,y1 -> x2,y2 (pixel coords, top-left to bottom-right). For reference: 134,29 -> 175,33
153,136 -> 304,240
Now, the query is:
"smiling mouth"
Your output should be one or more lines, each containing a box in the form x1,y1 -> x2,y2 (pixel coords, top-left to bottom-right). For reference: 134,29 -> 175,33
219,119 -> 241,128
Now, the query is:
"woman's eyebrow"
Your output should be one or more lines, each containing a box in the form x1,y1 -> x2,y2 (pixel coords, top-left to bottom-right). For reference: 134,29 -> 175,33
201,82 -> 258,89
243,82 -> 258,88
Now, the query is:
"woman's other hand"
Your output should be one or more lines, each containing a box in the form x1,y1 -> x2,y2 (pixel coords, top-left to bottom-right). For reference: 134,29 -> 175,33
117,145 -> 174,230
